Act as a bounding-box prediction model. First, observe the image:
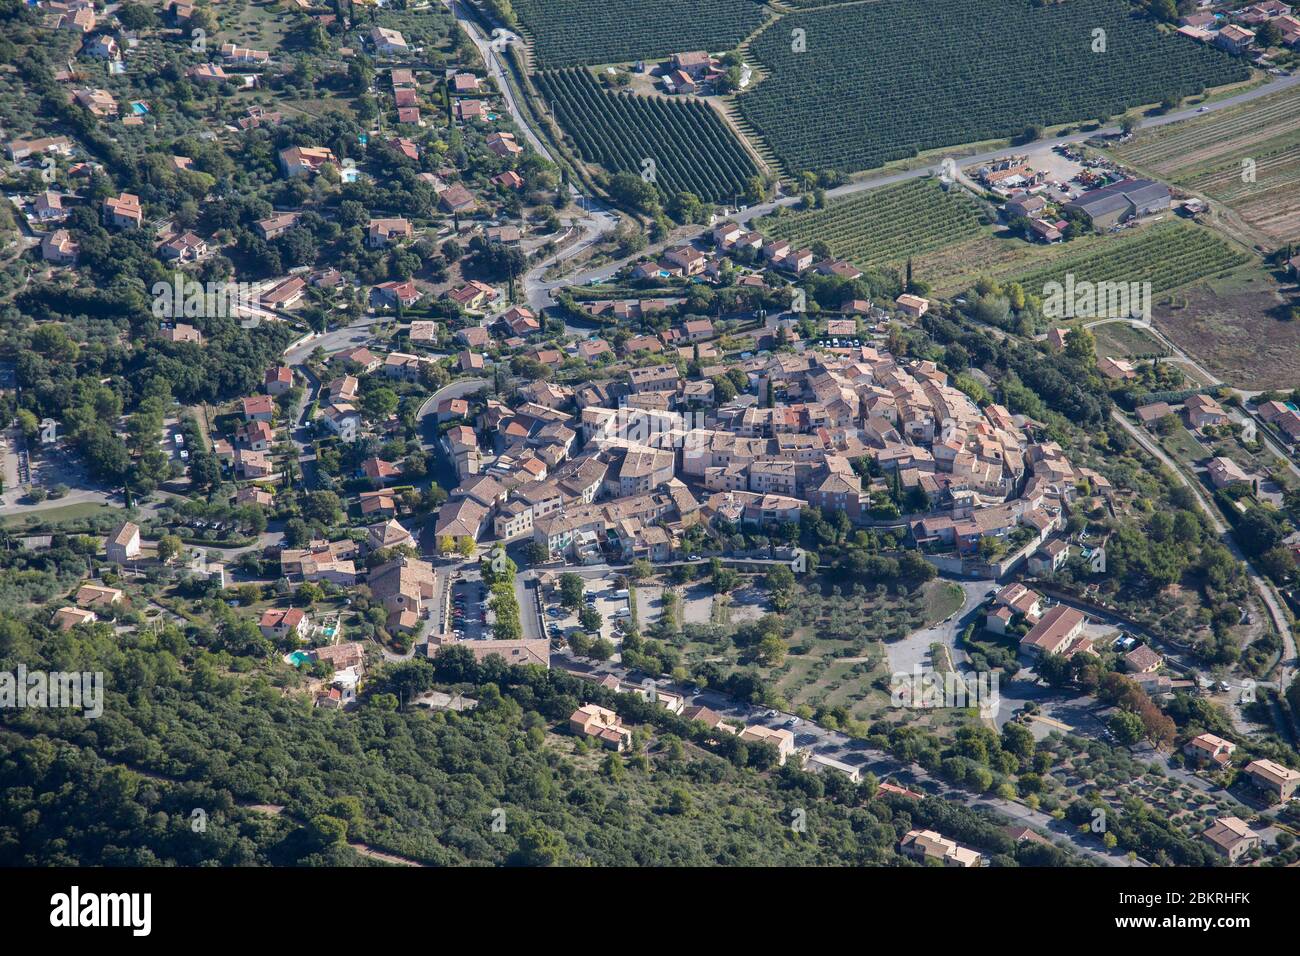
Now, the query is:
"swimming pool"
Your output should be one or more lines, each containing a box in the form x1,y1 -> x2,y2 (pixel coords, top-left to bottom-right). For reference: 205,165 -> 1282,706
287,651 -> 311,667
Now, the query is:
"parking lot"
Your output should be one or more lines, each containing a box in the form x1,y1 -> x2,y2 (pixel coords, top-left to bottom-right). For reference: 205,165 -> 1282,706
449,574 -> 489,640
543,576 -> 631,649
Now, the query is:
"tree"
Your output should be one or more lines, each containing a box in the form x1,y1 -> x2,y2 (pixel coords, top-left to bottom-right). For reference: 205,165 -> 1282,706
558,573 -> 585,609
157,535 -> 183,564
579,604 -> 602,632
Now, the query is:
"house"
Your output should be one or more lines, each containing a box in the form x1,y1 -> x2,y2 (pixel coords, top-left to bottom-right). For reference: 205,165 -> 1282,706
452,72 -> 481,93
1123,643 -> 1163,674
899,829 -> 982,867
680,705 -> 737,734
1215,24 -> 1256,54
671,50 -> 713,78
1019,605 -> 1087,658
367,217 -> 412,248
221,42 -> 270,65
264,365 -> 294,396
235,448 -> 273,479
1027,537 -> 1070,575
259,607 -> 309,642
322,403 -> 361,441
1201,817 -> 1260,863
493,170 -> 525,190
738,725 -> 797,765
454,99 -> 485,122
1136,401 -> 1175,426
459,639 -> 550,668
159,232 -> 208,262
278,145 -> 337,178
369,555 -> 437,620
361,457 -> 403,484
75,583 -> 124,608
263,276 -> 306,309
371,280 -> 423,309
106,521 -> 141,563
32,190 -> 67,223
806,753 -> 862,782
241,394 -> 275,422
161,323 -> 203,345
367,518 -> 415,552
986,583 -> 1042,634
1207,456 -> 1251,490
370,26 -> 409,55
74,87 -> 118,117
1183,732 -> 1236,769
1098,356 -> 1137,381
6,135 -> 73,161
335,347 -> 382,373
439,184 -> 476,213
1184,393 -> 1229,430
569,704 -> 632,751
234,486 -> 274,508
103,192 -> 142,229
186,64 -> 230,85
52,606 -> 97,631
41,229 -> 79,264
896,294 -> 930,318
255,212 -> 300,241
446,280 -> 498,312
664,244 -> 706,276
485,131 -> 523,157
1244,758 -> 1300,802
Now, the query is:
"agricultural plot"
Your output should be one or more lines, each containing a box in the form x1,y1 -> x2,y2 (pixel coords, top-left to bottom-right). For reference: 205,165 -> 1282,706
1112,90 -> 1300,244
512,0 -> 769,68
736,0 -> 1248,175
1006,221 -> 1249,297
758,178 -> 987,273
535,68 -> 760,203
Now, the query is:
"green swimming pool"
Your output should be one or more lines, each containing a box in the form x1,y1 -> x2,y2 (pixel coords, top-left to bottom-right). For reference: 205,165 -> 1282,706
288,651 -> 311,667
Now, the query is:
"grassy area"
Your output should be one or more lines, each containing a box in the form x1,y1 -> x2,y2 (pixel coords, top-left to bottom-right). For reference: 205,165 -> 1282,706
1090,321 -> 1169,359
0,501 -> 114,528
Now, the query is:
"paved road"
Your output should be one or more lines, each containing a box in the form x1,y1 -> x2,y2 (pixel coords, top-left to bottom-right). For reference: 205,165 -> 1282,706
1112,409 -> 1296,698
440,0 -> 621,312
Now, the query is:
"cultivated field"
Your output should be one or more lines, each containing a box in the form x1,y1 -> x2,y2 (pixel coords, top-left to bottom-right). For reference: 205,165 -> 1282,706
1006,221 -> 1249,296
735,0 -> 1248,174
757,178 -> 987,273
512,0 -> 769,68
536,68 -> 760,202
1112,90 -> 1300,245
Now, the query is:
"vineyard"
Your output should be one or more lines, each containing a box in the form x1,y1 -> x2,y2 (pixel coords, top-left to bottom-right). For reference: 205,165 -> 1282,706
535,68 -> 760,203
1112,91 -> 1300,244
735,0 -> 1248,174
758,178 -> 987,272
512,0 -> 770,68
1006,222 -> 1250,295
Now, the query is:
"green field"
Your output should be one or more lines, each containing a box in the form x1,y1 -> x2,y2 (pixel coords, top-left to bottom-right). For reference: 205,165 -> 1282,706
1006,221 -> 1250,296
536,68 -> 760,202
736,0 -> 1248,174
513,0 -> 769,67
759,178 -> 987,272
